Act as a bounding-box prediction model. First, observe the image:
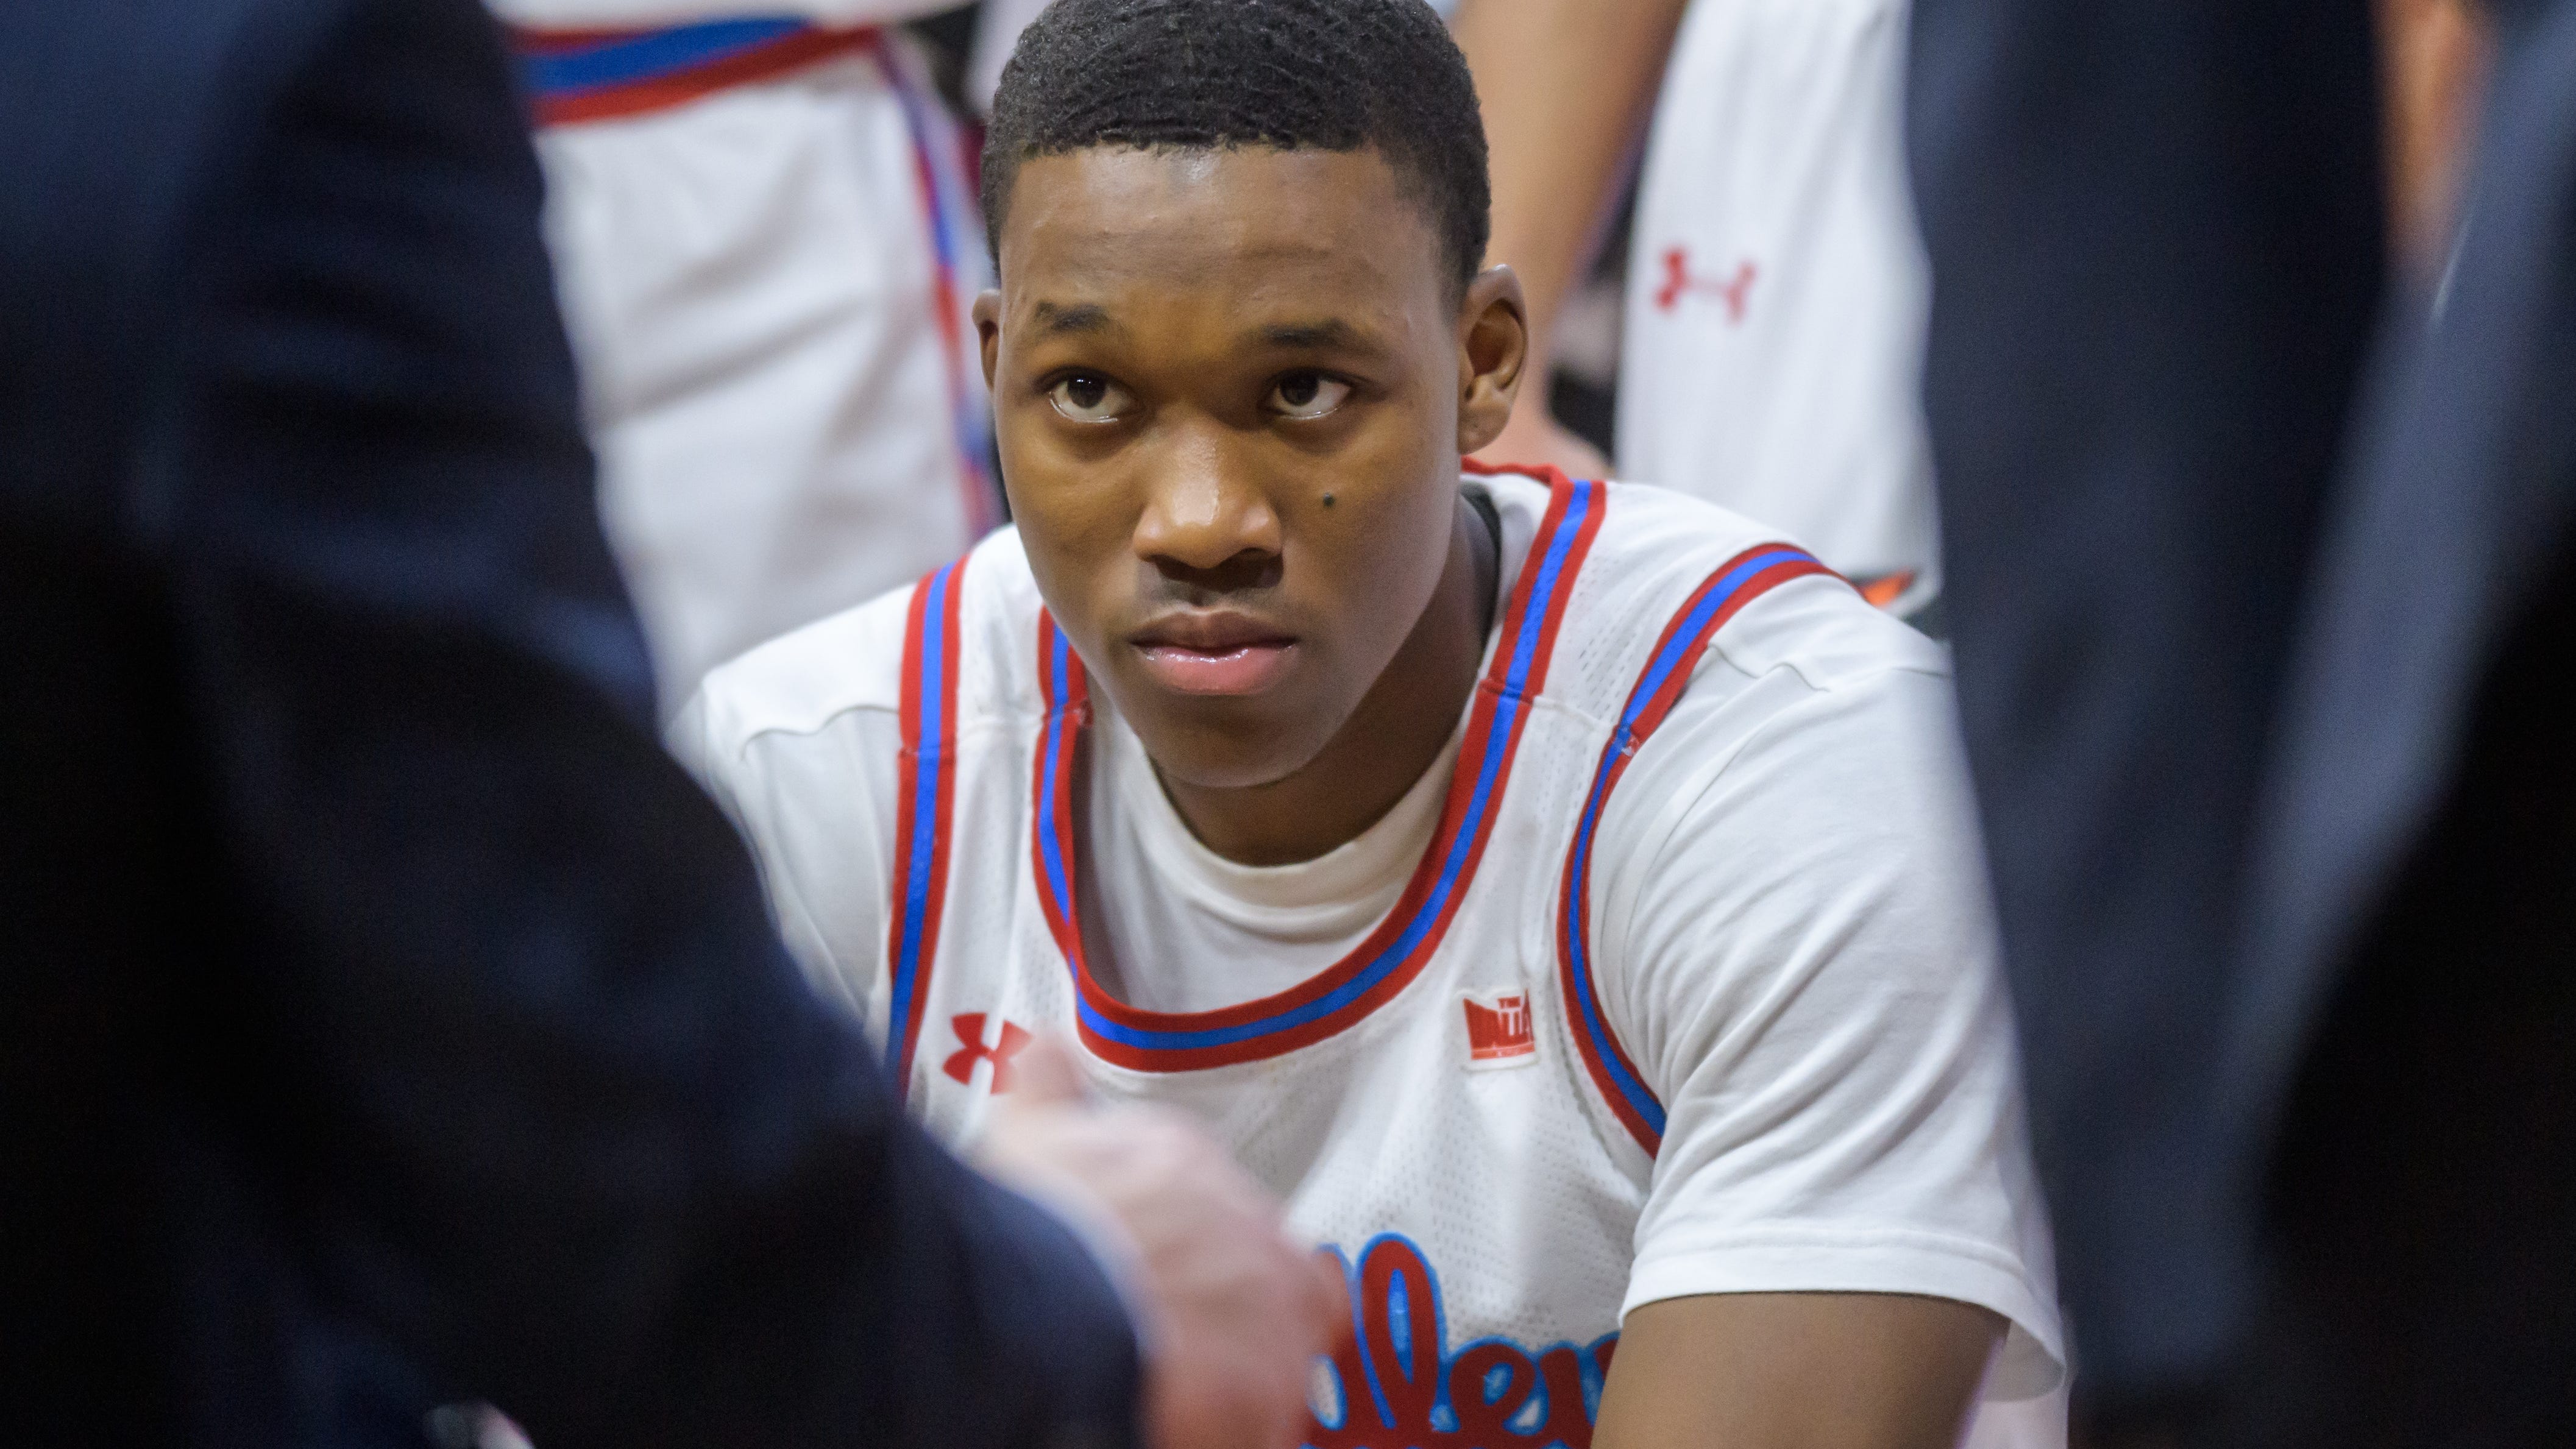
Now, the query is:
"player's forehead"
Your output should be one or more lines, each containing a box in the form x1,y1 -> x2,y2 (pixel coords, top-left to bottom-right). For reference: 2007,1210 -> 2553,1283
996,146 -> 1450,342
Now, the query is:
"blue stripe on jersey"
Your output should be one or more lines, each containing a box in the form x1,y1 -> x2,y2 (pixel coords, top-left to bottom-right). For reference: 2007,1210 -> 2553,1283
519,18 -> 809,98
1063,478 -> 1600,1053
1562,545 -> 1824,1143
887,560 -> 956,1080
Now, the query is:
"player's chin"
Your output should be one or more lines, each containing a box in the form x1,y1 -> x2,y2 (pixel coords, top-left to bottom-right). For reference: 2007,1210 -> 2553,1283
1130,695 -> 1341,793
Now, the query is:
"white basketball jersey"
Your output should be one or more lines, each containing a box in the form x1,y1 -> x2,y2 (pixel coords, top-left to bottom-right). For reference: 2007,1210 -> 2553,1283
500,10 -> 1001,705
1618,0 -> 1939,614
872,469 -> 1964,1445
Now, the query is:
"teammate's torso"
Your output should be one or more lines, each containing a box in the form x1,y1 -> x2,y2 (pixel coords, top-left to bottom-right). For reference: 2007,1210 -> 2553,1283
1619,0 -> 1939,604
874,469 -> 1840,1445
503,11 -> 999,701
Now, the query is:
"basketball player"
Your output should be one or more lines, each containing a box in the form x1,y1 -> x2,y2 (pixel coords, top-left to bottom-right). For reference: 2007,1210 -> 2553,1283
1458,0 -> 1942,619
495,1 -> 1007,706
676,2 -> 2062,1444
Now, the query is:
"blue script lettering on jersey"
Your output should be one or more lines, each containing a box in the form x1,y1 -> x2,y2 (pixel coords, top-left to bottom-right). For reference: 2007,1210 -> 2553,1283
1307,1233 -> 1620,1449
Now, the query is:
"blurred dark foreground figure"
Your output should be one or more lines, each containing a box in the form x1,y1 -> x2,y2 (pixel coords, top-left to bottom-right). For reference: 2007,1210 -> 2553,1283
0,1 -> 1337,1446
1910,0 -> 2576,1442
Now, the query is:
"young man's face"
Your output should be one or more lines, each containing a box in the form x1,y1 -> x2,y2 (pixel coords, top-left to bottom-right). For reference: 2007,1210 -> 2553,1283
977,146 -> 1520,790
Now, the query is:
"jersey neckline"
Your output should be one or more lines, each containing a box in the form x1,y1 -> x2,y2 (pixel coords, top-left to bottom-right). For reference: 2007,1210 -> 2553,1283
1033,467 -> 1607,1072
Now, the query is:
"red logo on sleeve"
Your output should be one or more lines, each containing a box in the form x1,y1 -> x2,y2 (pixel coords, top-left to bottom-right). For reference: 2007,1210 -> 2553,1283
1462,990 -> 1537,1069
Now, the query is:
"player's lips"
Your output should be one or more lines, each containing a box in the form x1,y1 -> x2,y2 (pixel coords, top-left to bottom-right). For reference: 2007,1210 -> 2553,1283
1129,612 -> 1300,696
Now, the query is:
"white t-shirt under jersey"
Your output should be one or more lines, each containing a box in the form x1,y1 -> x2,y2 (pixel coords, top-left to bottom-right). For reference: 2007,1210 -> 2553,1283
673,476 -> 2062,1439
1080,701 -> 1460,1014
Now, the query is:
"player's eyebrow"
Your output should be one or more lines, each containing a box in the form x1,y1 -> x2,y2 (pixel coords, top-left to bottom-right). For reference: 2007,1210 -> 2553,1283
1255,319 -> 1379,352
1031,301 -> 1115,336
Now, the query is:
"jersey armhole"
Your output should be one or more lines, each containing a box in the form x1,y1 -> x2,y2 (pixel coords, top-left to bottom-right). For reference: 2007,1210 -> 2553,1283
1557,544 -> 1842,1156
884,557 -> 971,1102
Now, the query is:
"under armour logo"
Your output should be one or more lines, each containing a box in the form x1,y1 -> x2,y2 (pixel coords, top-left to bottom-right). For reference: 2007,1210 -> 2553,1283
1655,247 -> 1756,322
942,1012 -> 1032,1093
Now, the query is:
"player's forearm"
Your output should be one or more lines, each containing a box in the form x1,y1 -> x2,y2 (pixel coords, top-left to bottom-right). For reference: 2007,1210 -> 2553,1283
1452,0 -> 1689,377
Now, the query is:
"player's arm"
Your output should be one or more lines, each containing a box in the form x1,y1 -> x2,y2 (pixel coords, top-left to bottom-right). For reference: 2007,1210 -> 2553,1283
1589,640 -> 2064,1444
1450,0 -> 1689,472
1597,1292 -> 2002,1449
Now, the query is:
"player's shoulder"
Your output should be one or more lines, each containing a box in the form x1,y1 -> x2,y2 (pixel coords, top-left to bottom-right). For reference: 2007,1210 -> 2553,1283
1474,468 -> 1947,713
1622,481 -> 1941,679
1594,480 -> 1953,798
686,526 -> 1046,760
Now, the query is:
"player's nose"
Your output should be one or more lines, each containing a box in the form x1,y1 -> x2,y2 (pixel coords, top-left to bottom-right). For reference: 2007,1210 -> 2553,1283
1132,436 -> 1283,583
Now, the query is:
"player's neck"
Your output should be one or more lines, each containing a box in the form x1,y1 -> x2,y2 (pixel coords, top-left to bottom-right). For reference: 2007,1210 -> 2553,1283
1155,495 -> 1498,868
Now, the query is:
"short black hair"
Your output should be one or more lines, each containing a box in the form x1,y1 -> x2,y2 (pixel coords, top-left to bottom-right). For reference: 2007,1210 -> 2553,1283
981,0 -> 1490,292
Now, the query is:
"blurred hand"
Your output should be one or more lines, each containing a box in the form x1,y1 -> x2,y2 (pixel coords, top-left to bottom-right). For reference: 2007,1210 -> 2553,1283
1474,402 -> 1612,481
978,1036 -> 1346,1449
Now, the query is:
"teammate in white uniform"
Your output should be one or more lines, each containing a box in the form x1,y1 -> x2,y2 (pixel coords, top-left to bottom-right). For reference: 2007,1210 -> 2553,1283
679,2 -> 2060,1443
1619,0 -> 1936,612
497,2 -> 1005,705
1460,0 -> 1939,617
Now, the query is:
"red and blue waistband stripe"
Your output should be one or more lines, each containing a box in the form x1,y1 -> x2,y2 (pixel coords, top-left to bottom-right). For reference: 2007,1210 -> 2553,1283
1559,543 -> 1839,1153
1042,472 -> 1604,1069
887,558 -> 967,1100
512,17 -> 875,126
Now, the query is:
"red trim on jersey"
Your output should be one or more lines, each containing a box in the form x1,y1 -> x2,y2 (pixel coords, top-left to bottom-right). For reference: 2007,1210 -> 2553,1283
1558,544 -> 1842,1154
886,559 -> 968,1100
516,24 -> 877,127
1041,469 -> 1606,1071
881,40 -> 1004,539
1031,609 -> 1090,968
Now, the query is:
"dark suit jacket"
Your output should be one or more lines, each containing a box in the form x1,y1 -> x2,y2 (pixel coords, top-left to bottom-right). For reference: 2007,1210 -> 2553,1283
2222,2 -> 2576,1440
1911,0 -> 2576,1437
0,2 -> 1138,1446
1906,0 -> 2387,1405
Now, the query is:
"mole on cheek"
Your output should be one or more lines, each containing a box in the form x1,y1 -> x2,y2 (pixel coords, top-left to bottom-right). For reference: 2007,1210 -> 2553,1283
1322,493 -> 1337,508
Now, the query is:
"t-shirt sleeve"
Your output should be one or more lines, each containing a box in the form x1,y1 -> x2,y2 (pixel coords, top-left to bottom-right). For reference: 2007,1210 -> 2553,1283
670,689 -> 901,1040
1591,661 -> 2065,1398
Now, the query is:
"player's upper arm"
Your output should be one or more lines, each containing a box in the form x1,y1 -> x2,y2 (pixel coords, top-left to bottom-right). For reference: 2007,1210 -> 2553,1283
1590,656 -> 2063,1400
1596,1291 -> 2003,1449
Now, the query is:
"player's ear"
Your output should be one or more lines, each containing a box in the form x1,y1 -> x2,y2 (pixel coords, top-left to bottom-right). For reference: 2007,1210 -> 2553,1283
1457,266 -> 1528,456
973,289 -> 1003,392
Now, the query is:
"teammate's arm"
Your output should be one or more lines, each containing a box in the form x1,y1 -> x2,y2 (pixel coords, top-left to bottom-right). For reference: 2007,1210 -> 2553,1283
1595,1292 -> 2002,1449
1450,0 -> 1689,472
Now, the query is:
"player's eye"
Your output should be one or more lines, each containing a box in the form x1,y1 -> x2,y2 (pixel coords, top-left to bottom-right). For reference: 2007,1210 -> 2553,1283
1265,371 -> 1352,421
1047,374 -> 1133,423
